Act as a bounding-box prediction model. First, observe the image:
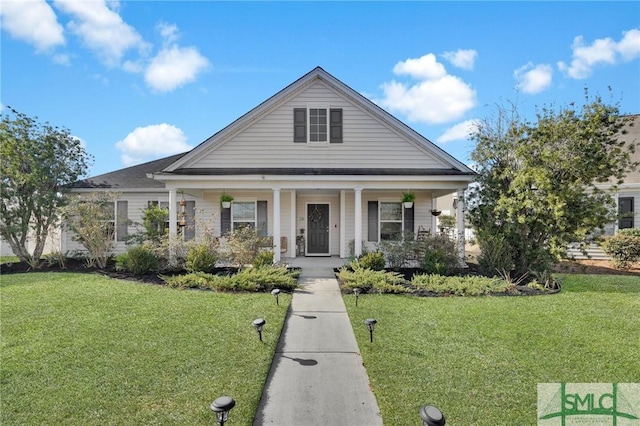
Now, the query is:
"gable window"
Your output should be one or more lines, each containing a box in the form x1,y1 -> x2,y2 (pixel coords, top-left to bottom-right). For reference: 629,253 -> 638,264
293,107 -> 342,143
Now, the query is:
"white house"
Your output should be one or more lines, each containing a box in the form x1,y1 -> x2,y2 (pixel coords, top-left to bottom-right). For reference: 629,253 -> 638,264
66,67 -> 476,263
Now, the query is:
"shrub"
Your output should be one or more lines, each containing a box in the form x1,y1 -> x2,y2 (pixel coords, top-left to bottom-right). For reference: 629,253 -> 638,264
221,227 -> 269,268
412,274 -> 510,296
185,242 -> 217,273
253,250 -> 275,267
162,272 -> 217,289
476,232 -> 513,277
377,232 -> 420,268
337,266 -> 410,294
416,235 -> 458,275
600,229 -> 640,270
116,244 -> 159,274
351,251 -> 385,271
161,266 -> 298,292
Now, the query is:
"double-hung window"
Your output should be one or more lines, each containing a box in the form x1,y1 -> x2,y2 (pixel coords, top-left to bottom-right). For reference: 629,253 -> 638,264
232,201 -> 256,230
379,202 -> 403,241
294,107 -> 342,144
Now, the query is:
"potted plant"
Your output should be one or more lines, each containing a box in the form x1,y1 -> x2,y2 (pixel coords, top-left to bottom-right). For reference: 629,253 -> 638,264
401,191 -> 415,208
430,209 -> 442,216
220,193 -> 233,208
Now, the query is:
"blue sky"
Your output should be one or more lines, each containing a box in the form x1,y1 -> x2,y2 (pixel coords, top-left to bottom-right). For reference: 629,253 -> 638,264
2,1 -> 639,177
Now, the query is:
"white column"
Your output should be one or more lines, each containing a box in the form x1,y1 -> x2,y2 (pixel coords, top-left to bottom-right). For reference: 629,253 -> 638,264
290,190 -> 296,258
169,189 -> 177,237
354,188 -> 362,256
456,188 -> 467,267
340,190 -> 346,258
273,188 -> 281,263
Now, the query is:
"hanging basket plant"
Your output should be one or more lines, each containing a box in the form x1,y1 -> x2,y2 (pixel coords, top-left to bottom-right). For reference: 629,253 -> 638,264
402,191 -> 415,208
431,209 -> 442,216
220,193 -> 233,208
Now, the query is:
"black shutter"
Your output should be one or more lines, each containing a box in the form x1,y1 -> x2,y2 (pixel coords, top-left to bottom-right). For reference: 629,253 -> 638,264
404,205 -> 414,237
330,108 -> 343,143
185,201 -> 196,241
221,206 -> 231,236
257,201 -> 268,237
116,201 -> 128,242
368,201 -> 378,242
294,108 -> 307,142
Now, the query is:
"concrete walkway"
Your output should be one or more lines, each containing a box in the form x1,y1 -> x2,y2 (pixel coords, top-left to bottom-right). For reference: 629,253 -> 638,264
253,264 -> 383,425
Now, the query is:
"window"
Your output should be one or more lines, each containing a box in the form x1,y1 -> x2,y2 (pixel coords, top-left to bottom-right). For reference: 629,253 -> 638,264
619,197 -> 634,229
293,107 -> 342,143
102,201 -> 128,242
379,202 -> 403,241
232,201 -> 256,230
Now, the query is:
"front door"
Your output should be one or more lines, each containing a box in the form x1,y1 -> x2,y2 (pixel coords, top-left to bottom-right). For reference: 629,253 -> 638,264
307,204 -> 330,255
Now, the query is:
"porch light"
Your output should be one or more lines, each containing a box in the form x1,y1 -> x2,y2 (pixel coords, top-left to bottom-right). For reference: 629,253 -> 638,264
210,396 -> 236,426
364,318 -> 377,343
252,318 -> 266,342
271,288 -> 281,305
420,405 -> 445,426
353,288 -> 361,307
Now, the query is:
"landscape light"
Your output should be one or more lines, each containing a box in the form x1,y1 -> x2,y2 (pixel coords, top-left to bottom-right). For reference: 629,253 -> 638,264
252,318 -> 266,342
353,288 -> 361,307
210,396 -> 236,426
364,318 -> 377,343
271,288 -> 281,305
420,405 -> 445,426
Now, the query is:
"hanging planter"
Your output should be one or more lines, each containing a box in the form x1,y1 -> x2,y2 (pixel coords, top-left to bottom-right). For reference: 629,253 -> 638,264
401,191 -> 415,208
431,209 -> 442,217
220,193 -> 233,208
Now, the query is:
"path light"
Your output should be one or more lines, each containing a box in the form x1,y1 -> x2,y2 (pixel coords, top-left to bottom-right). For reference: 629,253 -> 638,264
271,288 -> 281,306
364,318 -> 377,343
353,288 -> 361,307
210,396 -> 236,426
253,318 -> 266,342
420,405 -> 446,426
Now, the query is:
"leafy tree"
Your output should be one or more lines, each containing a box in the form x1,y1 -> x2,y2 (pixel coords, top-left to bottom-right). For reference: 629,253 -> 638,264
1,107 -> 91,268
468,92 -> 638,277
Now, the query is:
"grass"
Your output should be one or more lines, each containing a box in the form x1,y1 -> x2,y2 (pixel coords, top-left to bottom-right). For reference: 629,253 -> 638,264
345,274 -> 640,425
0,256 -> 19,263
0,272 -> 291,425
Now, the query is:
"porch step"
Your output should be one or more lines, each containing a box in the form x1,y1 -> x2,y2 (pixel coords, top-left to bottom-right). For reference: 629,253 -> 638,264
565,244 -> 610,261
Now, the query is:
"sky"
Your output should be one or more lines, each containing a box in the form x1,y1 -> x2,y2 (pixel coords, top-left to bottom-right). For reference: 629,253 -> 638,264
1,1 -> 639,178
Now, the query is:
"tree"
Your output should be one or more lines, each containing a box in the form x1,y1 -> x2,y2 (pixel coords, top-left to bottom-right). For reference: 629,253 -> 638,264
468,92 -> 637,278
1,107 -> 92,268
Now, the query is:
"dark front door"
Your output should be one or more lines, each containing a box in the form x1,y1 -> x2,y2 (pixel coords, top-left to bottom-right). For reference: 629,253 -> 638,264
307,204 -> 330,255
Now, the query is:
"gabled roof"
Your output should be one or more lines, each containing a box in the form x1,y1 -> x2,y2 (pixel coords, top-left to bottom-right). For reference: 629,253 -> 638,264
71,153 -> 186,189
163,66 -> 475,175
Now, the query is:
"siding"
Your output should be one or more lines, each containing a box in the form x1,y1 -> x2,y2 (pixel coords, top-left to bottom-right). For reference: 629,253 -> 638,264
188,81 -> 449,170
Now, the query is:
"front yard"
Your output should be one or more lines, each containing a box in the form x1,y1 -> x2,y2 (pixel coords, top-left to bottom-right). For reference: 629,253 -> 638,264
346,274 -> 640,425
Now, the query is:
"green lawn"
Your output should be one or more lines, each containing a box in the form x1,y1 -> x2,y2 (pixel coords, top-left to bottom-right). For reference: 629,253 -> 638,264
345,274 -> 640,425
1,272 -> 290,425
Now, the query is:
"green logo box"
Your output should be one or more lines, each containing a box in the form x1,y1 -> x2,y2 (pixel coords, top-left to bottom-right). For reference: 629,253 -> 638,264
538,383 -> 640,425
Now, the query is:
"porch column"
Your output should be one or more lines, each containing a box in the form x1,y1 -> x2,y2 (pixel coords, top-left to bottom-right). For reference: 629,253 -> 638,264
340,190 -> 346,258
456,188 -> 467,267
273,188 -> 281,263
354,188 -> 362,256
169,189 -> 177,237
290,190 -> 297,258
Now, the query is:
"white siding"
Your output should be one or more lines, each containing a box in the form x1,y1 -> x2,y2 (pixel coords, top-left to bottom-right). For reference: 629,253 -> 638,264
188,81 -> 449,170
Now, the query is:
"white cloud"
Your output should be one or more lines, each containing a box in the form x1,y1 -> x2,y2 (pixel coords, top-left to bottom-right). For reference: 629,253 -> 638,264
378,54 -> 477,124
157,22 -> 179,45
0,0 -> 65,51
53,0 -> 149,67
115,124 -> 193,166
144,45 -> 210,92
558,28 -> 640,79
442,49 -> 478,70
514,63 -> 553,94
437,119 -> 480,143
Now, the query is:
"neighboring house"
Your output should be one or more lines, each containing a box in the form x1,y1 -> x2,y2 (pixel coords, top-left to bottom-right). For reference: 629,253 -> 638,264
566,113 -> 639,259
66,67 -> 476,263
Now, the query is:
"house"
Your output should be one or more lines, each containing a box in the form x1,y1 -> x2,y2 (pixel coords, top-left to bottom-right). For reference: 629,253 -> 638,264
66,67 -> 476,263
